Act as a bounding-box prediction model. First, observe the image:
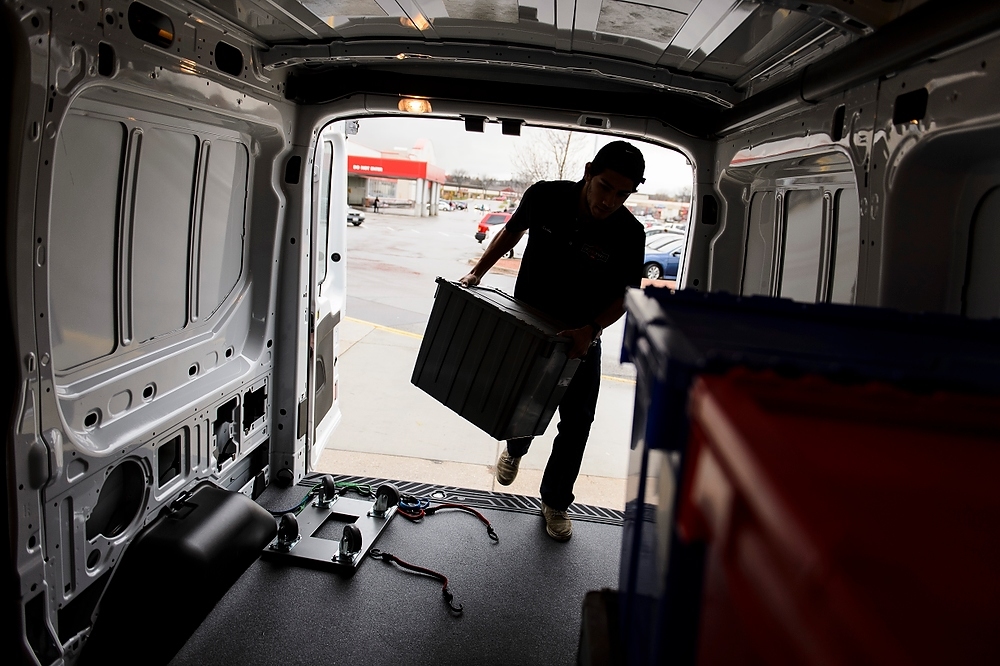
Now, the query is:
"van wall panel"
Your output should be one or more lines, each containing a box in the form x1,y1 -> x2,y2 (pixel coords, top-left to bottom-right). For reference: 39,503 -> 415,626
779,189 -> 824,302
199,140 -> 248,319
742,190 -> 775,296
316,140 -> 333,285
830,188 -> 861,304
132,128 -> 198,343
49,114 -> 125,371
964,186 -> 1000,319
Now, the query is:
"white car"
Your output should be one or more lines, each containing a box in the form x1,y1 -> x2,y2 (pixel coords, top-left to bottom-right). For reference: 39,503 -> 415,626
482,222 -> 529,259
347,208 -> 365,226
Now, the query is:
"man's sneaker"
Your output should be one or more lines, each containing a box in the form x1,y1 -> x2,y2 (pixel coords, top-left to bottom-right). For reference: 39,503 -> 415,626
495,449 -> 521,486
542,503 -> 573,542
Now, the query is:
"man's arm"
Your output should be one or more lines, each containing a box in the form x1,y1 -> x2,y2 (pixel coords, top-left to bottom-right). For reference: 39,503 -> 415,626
459,226 -> 526,287
558,295 -> 626,359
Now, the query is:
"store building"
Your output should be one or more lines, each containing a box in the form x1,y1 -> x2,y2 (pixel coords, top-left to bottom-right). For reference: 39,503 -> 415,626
346,139 -> 447,217
625,193 -> 691,222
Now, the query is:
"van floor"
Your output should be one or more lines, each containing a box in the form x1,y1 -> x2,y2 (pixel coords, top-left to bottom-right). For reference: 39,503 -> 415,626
169,477 -> 623,666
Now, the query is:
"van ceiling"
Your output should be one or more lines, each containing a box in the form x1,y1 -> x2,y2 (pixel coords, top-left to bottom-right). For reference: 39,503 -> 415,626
210,1 -> 928,80
192,0 -> 998,135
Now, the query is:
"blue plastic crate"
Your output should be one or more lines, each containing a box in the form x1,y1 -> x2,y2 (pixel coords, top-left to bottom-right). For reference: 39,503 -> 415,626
619,287 -> 1000,666
623,288 -> 1000,453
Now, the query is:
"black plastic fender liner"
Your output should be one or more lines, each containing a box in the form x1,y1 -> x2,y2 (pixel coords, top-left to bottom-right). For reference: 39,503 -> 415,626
80,482 -> 277,666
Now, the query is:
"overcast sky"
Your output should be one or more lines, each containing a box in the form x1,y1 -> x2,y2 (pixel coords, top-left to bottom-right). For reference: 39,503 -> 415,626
349,117 -> 693,196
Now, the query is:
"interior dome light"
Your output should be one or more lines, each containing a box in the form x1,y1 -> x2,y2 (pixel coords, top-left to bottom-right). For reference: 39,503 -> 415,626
398,98 -> 433,114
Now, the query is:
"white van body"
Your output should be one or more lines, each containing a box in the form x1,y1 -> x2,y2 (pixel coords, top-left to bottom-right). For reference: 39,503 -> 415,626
4,1 -> 1000,663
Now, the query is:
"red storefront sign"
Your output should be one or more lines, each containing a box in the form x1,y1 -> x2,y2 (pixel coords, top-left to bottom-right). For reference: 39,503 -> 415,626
348,155 -> 446,184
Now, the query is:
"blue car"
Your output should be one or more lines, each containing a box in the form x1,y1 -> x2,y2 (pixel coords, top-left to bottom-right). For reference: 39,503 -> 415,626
643,235 -> 684,280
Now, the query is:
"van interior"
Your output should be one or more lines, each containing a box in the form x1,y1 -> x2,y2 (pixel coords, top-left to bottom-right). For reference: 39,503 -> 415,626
4,1 -> 1000,664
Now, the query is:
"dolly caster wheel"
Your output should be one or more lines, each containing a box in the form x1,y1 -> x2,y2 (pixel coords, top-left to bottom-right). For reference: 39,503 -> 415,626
338,524 -> 363,560
372,483 -> 400,517
274,513 -> 299,551
314,474 -> 337,508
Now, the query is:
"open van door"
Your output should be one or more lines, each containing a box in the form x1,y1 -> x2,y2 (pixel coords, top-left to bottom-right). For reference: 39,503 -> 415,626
305,122 -> 349,470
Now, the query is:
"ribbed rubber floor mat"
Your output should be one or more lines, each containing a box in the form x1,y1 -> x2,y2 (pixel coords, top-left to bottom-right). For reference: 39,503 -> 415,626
296,475 -> 624,526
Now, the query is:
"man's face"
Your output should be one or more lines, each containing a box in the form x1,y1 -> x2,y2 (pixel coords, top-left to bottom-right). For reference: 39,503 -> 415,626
582,166 -> 636,220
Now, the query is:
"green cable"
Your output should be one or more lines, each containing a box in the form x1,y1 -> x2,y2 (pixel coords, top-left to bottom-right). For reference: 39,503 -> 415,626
335,481 -> 375,498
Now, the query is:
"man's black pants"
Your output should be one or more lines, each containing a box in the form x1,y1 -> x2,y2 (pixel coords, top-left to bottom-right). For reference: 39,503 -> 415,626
506,340 -> 602,512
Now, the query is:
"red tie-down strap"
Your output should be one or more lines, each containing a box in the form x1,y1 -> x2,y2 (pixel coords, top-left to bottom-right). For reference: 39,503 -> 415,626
368,549 -> 463,615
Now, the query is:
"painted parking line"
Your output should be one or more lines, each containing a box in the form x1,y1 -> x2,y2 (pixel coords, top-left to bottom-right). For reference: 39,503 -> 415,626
345,316 -> 424,339
344,316 -> 636,384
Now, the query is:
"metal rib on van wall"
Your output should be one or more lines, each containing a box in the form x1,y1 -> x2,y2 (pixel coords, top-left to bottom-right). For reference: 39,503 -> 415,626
715,0 -> 1000,134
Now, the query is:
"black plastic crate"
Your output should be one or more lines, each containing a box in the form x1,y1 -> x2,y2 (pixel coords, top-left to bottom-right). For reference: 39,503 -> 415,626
412,278 -> 580,440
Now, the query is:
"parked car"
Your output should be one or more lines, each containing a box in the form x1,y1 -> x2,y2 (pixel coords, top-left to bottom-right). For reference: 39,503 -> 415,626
645,225 -> 685,238
474,212 -> 528,258
453,201 -> 468,210
438,201 -> 454,211
348,208 -> 366,226
483,222 -> 529,259
474,212 -> 511,242
644,235 -> 684,280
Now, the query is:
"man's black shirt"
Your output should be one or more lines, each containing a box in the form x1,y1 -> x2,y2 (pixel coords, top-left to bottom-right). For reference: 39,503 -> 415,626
506,180 -> 645,328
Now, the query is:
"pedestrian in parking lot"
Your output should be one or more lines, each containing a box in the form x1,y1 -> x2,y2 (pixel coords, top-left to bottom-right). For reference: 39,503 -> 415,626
374,196 -> 380,213
460,141 -> 646,541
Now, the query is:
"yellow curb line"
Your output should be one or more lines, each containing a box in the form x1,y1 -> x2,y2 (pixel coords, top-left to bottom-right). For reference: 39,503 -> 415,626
344,316 -> 637,385
602,374 -> 637,385
345,316 -> 424,339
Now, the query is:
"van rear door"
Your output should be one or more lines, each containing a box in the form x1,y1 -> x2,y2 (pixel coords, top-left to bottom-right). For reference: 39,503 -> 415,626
307,123 -> 349,469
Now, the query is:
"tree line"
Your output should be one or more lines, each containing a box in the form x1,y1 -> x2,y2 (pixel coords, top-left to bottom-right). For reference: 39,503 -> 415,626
445,129 -> 690,201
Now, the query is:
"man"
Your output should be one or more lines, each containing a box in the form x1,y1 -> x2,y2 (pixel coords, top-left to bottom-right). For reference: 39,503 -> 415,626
373,196 -> 380,213
459,141 -> 646,541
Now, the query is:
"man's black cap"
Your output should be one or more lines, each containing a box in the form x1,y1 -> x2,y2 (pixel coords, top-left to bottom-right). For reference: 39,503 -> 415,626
591,141 -> 646,188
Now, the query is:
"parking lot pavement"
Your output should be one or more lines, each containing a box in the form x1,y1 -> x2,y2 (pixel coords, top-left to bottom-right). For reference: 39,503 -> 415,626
317,318 -> 633,510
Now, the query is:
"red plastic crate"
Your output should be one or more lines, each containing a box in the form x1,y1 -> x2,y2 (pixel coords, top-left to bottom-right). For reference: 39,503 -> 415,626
678,368 -> 1000,666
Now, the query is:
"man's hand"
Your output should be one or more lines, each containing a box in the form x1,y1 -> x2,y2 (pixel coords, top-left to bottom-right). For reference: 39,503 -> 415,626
462,227 -> 523,289
559,327 -> 594,359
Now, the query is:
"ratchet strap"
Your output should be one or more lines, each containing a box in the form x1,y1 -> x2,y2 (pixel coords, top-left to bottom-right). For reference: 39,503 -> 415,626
368,549 -> 463,615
